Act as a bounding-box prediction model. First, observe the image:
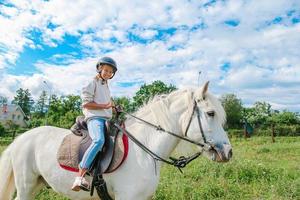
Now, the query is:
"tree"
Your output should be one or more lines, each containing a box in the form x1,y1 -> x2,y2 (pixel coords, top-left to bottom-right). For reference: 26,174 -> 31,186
35,90 -> 48,117
0,123 -> 6,137
0,96 -> 8,106
268,110 -> 300,125
132,80 -> 177,110
61,95 -> 82,113
220,94 -> 243,129
29,94 -> 82,128
245,101 -> 272,127
113,96 -> 134,113
5,120 -> 20,139
112,96 -> 135,121
12,88 -> 34,117
43,95 -> 82,127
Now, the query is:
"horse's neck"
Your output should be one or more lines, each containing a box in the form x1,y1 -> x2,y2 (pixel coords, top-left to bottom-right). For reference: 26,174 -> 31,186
126,90 -> 190,161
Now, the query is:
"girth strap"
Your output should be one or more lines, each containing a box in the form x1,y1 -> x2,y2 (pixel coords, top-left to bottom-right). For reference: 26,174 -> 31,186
90,154 -> 113,200
91,174 -> 112,200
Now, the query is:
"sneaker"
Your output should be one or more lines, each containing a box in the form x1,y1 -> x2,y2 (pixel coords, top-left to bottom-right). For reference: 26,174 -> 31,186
71,176 -> 90,191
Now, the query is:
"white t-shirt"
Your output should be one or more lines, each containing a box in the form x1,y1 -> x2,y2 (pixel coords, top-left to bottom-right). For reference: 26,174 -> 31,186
81,77 -> 112,120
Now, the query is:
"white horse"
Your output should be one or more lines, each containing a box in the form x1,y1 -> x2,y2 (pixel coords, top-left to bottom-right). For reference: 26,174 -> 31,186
0,82 -> 232,200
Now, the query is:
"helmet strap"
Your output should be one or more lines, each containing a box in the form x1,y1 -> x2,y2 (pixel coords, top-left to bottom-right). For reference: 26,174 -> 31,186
97,65 -> 115,81
97,71 -> 107,85
109,73 -> 116,79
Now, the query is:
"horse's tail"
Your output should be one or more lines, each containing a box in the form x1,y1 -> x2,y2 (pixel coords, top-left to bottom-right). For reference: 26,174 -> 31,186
0,146 -> 15,200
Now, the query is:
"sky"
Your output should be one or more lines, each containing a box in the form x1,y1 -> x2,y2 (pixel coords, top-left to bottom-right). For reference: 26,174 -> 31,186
0,0 -> 300,112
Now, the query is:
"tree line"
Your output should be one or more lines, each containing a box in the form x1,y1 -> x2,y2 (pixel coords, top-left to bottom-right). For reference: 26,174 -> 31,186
0,81 -> 176,132
0,80 -> 299,137
220,94 -> 300,137
220,94 -> 299,128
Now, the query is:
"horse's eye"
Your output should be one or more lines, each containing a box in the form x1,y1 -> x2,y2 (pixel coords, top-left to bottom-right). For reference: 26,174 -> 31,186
197,99 -> 201,103
207,111 -> 215,117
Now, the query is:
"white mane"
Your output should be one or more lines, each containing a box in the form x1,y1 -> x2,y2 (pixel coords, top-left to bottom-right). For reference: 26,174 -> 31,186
130,88 -> 226,131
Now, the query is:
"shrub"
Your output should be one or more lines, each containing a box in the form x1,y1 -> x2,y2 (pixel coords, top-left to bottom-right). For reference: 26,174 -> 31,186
229,125 -> 300,137
255,129 -> 271,137
227,129 -> 244,138
274,125 -> 300,136
0,123 -> 6,137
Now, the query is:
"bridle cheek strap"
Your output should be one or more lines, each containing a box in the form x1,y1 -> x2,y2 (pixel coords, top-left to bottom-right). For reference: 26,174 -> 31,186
183,101 -> 197,137
184,100 -> 207,144
195,105 -> 206,143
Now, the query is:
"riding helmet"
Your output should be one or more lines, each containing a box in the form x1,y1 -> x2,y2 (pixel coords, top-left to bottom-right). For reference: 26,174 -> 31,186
96,57 -> 118,72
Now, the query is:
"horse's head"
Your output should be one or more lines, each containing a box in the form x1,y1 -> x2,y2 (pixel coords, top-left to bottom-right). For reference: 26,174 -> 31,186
181,81 -> 232,162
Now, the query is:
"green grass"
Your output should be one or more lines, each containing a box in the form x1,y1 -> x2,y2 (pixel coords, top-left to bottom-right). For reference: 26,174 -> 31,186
154,137 -> 300,200
1,136 -> 299,200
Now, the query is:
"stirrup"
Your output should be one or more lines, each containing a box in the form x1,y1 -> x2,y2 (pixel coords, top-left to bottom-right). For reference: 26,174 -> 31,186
71,176 -> 90,192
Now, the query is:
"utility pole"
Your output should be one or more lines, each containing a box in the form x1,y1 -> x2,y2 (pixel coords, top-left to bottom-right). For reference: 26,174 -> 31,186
43,81 -> 51,126
198,71 -> 202,86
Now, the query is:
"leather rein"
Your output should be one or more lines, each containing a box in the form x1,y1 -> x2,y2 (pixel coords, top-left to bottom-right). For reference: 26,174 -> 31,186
113,100 -> 214,172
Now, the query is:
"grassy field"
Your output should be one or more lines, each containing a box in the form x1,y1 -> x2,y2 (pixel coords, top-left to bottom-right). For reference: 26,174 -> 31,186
0,136 -> 299,200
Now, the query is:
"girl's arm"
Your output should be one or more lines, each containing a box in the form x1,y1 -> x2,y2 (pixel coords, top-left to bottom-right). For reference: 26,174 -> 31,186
83,101 -> 112,110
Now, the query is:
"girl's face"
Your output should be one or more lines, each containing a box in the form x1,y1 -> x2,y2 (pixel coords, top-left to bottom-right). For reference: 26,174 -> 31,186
100,65 -> 114,80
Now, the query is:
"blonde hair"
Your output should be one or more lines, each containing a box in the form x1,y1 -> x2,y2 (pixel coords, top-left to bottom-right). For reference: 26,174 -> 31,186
95,64 -> 103,80
95,73 -> 102,80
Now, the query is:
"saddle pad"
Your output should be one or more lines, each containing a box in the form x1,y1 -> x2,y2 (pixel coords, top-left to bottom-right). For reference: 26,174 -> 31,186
57,134 -> 82,172
57,132 -> 128,173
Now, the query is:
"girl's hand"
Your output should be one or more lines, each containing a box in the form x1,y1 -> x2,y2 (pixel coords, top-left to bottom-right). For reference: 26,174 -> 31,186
105,102 -> 113,109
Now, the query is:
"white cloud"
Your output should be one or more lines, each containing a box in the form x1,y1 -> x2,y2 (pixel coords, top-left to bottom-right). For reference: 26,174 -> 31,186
0,0 -> 300,111
0,4 -> 19,17
137,29 -> 158,40
221,65 -> 273,90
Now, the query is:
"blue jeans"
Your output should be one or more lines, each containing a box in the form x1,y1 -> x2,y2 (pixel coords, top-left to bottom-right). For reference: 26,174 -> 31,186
79,118 -> 105,169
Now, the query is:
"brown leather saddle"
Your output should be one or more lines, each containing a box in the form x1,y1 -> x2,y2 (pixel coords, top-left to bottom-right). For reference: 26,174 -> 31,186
69,116 -> 118,173
57,116 -> 128,199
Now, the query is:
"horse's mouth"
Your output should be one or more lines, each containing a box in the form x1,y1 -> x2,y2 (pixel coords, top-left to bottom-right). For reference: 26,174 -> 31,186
210,145 -> 232,162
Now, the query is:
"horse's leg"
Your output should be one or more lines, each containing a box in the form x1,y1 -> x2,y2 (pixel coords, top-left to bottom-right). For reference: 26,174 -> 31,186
13,170 -> 43,200
31,177 -> 46,196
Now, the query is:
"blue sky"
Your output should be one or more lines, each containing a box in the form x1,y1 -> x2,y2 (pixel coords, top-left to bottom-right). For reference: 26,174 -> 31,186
0,0 -> 300,111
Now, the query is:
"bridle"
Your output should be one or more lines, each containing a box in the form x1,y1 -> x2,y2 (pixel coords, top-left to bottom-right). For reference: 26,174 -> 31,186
184,100 -> 207,143
113,98 -> 215,172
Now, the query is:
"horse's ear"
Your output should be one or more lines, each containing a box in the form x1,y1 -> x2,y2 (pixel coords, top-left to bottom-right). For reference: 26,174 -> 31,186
202,81 -> 209,98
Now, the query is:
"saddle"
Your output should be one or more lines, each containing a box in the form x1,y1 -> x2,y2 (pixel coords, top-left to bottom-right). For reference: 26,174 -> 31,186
57,116 -> 128,174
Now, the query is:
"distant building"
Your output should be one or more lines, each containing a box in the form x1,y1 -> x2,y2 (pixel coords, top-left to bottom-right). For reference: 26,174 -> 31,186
0,104 -> 28,128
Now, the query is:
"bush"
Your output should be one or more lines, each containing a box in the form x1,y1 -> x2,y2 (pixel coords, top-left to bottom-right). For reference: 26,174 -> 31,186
227,125 -> 300,137
0,137 -> 13,145
255,129 -> 271,137
0,123 -> 6,137
227,129 -> 244,138
28,117 -> 45,128
296,125 -> 300,135
16,128 -> 30,134
274,125 -> 300,136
